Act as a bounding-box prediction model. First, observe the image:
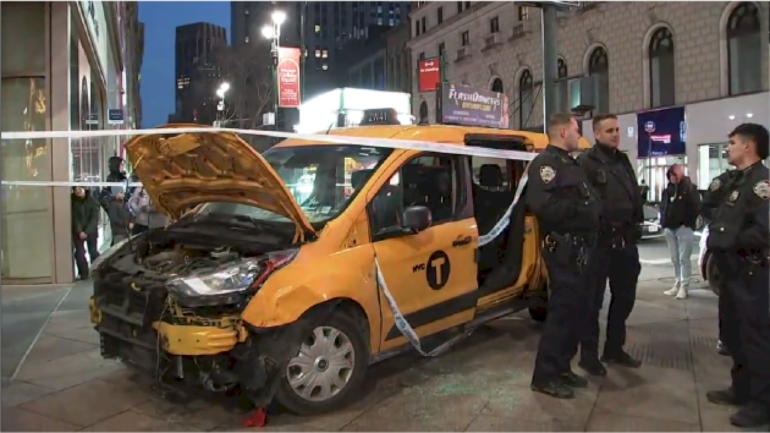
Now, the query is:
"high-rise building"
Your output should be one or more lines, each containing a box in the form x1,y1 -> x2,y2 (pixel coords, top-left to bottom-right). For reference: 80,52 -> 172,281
174,22 -> 227,124
231,1 -> 412,99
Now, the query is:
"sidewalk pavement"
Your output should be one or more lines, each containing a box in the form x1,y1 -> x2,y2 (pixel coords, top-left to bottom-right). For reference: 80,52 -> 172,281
1,267 -> 757,432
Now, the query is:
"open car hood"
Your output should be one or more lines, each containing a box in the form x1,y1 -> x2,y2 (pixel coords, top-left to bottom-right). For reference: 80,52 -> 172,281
124,124 -> 316,242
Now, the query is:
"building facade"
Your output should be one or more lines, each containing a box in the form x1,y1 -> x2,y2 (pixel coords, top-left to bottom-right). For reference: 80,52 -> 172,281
1,1 -> 142,285
385,21 -> 412,94
231,1 -> 412,99
173,23 -> 227,125
408,1 -> 769,200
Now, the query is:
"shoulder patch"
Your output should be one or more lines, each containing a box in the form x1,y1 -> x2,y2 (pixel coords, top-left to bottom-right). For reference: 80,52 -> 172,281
709,178 -> 722,192
753,180 -> 769,200
539,165 -> 556,184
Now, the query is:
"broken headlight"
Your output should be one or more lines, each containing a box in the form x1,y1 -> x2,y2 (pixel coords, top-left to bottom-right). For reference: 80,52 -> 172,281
167,249 -> 298,299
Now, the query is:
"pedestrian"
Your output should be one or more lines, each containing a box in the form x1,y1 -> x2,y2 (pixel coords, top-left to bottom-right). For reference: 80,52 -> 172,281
98,156 -> 128,212
129,179 -> 168,235
107,187 -> 134,245
576,113 -> 644,377
660,163 -> 701,299
700,123 -> 769,428
71,186 -> 101,280
526,113 -> 602,399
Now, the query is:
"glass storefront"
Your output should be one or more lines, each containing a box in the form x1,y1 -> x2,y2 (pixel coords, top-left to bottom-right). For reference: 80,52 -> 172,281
697,143 -> 729,191
1,2 -> 54,280
637,156 -> 688,203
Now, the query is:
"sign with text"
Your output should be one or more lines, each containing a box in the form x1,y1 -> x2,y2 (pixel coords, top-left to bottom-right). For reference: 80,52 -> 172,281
277,47 -> 301,108
418,58 -> 441,93
637,106 -> 686,158
436,83 -> 509,129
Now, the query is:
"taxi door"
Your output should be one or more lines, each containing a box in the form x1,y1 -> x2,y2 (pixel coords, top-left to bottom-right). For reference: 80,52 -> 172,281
366,153 -> 478,352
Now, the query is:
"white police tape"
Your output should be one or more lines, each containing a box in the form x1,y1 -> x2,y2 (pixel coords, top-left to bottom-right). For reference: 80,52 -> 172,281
374,257 -> 473,357
1,126 -> 537,162
477,171 -> 530,248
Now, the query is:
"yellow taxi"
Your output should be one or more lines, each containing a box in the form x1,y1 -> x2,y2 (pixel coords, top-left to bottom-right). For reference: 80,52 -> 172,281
89,119 -> 590,415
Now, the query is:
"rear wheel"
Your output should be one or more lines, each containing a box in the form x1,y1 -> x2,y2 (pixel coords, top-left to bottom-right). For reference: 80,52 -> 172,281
706,254 -> 721,296
275,310 -> 370,416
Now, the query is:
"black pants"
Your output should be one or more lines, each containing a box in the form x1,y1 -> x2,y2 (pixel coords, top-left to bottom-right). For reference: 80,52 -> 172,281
73,235 -> 100,278
581,243 -> 641,360
716,254 -> 770,409
532,239 -> 591,384
132,224 -> 149,236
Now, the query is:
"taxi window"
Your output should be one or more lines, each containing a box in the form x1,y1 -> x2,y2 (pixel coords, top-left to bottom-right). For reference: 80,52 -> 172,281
368,153 -> 463,240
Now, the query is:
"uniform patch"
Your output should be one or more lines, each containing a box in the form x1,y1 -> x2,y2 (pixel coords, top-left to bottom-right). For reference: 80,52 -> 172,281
539,165 -> 556,184
709,178 -> 722,191
729,190 -> 740,202
753,180 -> 769,200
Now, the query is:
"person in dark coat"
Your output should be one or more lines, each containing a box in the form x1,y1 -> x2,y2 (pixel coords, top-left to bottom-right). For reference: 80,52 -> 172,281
98,156 -> 128,212
72,186 -> 101,279
107,187 -> 134,245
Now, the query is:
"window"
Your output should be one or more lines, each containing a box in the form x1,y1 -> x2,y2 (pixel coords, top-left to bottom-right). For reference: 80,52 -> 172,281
461,30 -> 470,46
367,154 -> 462,237
491,77 -> 503,93
648,27 -> 675,108
200,145 -> 393,226
438,42 -> 445,57
457,1 -> 464,13
727,2 -> 762,95
519,69 -> 534,128
419,52 -> 426,60
415,20 -> 421,36
518,6 -> 529,21
314,24 -> 321,33
588,47 -> 610,114
315,49 -> 321,58
437,6 -> 444,23
244,36 -> 249,44
322,64 -> 328,71
244,8 -> 249,15
490,16 -> 500,33
421,16 -> 426,33
322,49 -> 328,58
419,101 -> 429,123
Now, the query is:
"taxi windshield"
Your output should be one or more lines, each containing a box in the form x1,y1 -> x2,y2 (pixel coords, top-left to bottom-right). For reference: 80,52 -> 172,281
194,144 -> 393,226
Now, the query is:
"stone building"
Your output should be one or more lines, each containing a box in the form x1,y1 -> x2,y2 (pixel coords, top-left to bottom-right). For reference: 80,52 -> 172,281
408,1 -> 769,199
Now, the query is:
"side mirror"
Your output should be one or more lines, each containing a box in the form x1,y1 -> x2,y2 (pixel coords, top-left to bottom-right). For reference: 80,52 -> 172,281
402,205 -> 432,233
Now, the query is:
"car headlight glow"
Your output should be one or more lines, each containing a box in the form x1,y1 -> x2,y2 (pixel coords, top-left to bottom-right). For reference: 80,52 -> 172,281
89,235 -> 135,274
168,259 -> 261,298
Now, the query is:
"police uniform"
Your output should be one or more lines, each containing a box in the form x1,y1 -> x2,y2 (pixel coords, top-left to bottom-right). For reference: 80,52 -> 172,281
526,144 -> 602,399
701,161 -> 770,427
576,144 -> 643,374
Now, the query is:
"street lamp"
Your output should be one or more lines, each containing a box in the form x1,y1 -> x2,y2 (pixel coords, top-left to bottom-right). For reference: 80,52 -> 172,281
215,82 -> 230,125
262,10 -> 285,130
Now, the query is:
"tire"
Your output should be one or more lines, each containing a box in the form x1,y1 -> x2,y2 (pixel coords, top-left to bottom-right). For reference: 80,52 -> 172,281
706,253 -> 721,297
275,309 -> 370,416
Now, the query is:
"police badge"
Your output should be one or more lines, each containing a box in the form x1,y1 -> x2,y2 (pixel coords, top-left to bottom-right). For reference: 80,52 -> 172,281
729,190 -> 740,202
753,180 -> 769,200
709,178 -> 722,192
539,165 -> 556,184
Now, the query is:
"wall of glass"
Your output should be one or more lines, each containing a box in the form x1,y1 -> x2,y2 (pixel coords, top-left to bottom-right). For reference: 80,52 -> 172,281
0,2 -> 54,280
637,156 -> 688,203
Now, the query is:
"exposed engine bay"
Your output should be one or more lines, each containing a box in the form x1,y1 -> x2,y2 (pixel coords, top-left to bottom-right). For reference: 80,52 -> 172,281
91,226 -> 302,408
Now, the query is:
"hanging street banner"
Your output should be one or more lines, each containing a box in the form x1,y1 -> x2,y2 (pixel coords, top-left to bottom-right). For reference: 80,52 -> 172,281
418,58 -> 441,92
277,47 -> 301,108
436,83 -> 510,129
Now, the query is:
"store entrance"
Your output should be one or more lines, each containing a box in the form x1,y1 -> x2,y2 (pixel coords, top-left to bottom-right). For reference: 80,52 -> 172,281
637,155 -> 687,204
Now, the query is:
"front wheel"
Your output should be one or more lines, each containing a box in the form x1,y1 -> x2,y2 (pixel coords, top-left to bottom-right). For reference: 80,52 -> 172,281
706,254 -> 721,297
275,311 -> 370,416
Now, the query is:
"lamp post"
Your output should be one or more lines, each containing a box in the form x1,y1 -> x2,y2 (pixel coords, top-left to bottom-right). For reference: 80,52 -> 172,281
262,10 -> 285,130
215,82 -> 230,126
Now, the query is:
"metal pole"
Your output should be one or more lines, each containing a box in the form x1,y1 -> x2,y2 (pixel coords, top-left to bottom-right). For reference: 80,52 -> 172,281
300,2 -> 306,103
541,3 -> 558,127
272,22 -> 280,131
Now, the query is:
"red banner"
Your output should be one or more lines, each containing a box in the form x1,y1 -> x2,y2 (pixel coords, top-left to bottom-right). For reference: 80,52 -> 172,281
277,47 -> 301,108
418,58 -> 441,93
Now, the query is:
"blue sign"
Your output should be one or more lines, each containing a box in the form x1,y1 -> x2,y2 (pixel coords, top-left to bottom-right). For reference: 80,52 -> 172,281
108,109 -> 124,125
637,106 -> 686,158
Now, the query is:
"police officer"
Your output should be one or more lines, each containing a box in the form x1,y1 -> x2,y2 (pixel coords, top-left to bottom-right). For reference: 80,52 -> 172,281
700,123 -> 769,428
527,113 -> 602,399
576,114 -> 643,376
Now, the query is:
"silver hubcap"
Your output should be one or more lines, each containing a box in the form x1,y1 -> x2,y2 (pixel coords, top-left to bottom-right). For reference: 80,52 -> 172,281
286,326 -> 355,402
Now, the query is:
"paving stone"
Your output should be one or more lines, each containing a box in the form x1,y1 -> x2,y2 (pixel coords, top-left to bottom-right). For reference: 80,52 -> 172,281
1,407 -> 80,431
22,334 -> 97,365
18,378 -> 151,427
699,406 -> 768,432
465,413 -> 585,432
0,380 -> 55,408
594,382 -> 700,424
586,410 -> 701,431
14,349 -> 122,391
81,410 -> 201,432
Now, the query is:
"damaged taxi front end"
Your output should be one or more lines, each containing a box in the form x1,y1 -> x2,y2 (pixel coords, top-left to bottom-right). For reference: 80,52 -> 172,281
89,125 -> 317,404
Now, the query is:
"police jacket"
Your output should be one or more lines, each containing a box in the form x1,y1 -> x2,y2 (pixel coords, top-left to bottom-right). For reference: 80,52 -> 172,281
526,144 -> 602,235
701,161 -> 769,252
577,143 -> 643,239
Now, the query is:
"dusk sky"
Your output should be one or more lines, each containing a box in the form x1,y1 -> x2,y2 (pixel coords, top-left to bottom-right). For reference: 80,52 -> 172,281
138,2 -> 230,127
